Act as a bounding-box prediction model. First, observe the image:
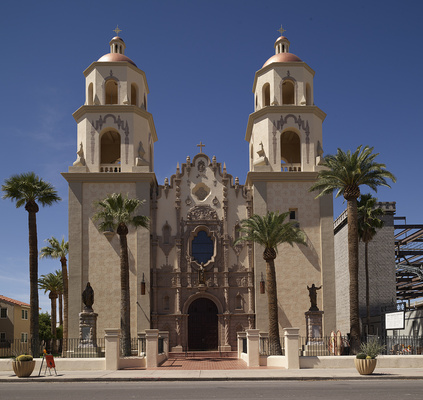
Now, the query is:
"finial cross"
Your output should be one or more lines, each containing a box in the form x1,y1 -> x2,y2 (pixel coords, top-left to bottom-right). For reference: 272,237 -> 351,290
197,141 -> 205,153
114,25 -> 122,36
278,25 -> 286,36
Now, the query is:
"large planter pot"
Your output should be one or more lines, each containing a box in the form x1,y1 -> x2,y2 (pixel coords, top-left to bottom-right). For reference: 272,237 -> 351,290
354,358 -> 377,375
12,360 -> 36,377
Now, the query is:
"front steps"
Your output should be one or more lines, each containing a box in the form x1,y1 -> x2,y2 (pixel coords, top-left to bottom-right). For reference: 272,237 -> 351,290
169,351 -> 238,359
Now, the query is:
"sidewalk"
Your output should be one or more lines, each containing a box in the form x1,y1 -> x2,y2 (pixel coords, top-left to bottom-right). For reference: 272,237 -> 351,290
1,367 -> 422,382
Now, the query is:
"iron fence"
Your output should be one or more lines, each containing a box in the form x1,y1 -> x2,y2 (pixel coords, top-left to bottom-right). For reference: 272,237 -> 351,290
259,336 -> 285,356
382,335 -> 423,355
300,335 -> 351,356
0,338 -> 105,358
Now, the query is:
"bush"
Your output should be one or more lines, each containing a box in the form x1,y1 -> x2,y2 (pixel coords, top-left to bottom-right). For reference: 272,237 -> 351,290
16,354 -> 33,361
357,337 -> 385,359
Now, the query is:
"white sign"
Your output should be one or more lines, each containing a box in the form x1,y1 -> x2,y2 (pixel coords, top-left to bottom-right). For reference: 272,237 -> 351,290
385,311 -> 405,330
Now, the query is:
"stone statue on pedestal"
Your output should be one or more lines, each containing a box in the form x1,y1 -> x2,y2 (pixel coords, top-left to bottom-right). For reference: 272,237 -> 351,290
307,283 -> 322,311
82,282 -> 94,312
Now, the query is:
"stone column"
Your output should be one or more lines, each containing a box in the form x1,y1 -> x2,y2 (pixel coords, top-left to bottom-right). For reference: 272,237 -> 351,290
237,331 -> 246,359
104,328 -> 120,370
246,329 -> 260,367
145,329 -> 159,368
283,327 -> 300,370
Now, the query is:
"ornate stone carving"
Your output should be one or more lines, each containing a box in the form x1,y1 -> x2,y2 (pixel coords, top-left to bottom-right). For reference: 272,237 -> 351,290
187,205 -> 218,221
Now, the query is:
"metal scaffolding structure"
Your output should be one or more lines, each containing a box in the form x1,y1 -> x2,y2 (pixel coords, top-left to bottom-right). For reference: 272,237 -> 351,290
395,218 -> 423,302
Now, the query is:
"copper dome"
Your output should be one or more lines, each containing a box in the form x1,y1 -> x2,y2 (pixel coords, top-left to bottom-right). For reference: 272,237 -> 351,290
262,52 -> 302,68
97,53 -> 137,67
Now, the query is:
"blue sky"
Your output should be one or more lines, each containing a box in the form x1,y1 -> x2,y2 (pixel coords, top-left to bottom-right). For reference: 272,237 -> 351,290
1,0 -> 422,312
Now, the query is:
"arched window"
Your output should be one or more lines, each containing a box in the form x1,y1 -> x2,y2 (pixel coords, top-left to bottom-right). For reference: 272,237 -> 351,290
192,230 -> 213,264
88,83 -> 93,105
281,131 -> 301,171
306,83 -> 311,105
282,80 -> 295,105
262,83 -> 270,107
105,80 -> 118,104
100,131 -> 121,165
235,293 -> 243,310
131,83 -> 138,106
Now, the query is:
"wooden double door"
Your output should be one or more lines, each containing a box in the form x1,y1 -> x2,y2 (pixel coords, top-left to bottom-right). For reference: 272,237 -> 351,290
187,298 -> 218,350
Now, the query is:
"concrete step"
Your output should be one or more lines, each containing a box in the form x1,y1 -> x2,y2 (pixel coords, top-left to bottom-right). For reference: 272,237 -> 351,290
169,351 -> 238,359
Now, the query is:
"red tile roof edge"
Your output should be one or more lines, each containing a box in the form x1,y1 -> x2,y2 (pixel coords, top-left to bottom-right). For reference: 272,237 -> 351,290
0,295 -> 30,307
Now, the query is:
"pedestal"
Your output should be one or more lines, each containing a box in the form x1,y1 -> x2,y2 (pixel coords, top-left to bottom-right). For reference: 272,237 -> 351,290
303,310 -> 327,356
79,311 -> 98,348
305,310 -> 324,344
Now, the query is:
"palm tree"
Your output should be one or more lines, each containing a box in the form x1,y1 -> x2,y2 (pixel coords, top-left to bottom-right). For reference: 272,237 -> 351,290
93,193 -> 149,356
2,172 -> 61,357
235,211 -> 307,355
357,194 -> 384,330
40,237 -> 69,355
38,271 -> 63,353
310,146 -> 395,353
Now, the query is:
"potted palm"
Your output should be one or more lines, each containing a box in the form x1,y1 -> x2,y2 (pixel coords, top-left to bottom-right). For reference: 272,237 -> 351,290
354,337 -> 385,375
12,354 -> 36,377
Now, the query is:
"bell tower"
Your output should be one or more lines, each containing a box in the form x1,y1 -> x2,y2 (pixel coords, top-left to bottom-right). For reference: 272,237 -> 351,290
245,28 -> 336,336
246,27 -> 325,172
63,31 -> 156,339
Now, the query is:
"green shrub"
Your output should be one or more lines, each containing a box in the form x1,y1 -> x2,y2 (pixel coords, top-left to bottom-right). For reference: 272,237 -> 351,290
358,337 -> 385,359
16,354 -> 33,362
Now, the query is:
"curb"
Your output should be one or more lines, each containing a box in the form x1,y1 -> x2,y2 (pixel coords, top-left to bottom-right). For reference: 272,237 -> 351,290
1,375 -> 423,383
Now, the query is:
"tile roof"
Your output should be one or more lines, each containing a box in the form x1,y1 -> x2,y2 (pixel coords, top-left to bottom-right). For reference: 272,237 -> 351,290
0,295 -> 30,307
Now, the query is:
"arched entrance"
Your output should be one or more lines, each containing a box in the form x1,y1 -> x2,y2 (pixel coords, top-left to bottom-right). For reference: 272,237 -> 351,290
188,298 -> 218,350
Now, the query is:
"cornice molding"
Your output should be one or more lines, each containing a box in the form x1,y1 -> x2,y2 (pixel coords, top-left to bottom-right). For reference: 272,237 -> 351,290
245,171 -> 318,186
72,105 -> 158,142
61,172 -> 157,185
245,105 -> 326,142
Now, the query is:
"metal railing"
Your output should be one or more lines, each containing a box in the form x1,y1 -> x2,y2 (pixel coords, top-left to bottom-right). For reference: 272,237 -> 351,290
300,336 -> 350,356
259,335 -> 285,356
0,338 -> 105,358
383,335 -> 423,355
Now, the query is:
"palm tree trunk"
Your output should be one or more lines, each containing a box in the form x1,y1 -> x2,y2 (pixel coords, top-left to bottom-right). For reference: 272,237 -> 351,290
58,293 -> 63,326
50,294 -> 57,354
61,257 -> 69,356
265,257 -> 282,355
119,229 -> 131,357
347,199 -> 361,354
27,207 -> 40,358
365,241 -> 370,330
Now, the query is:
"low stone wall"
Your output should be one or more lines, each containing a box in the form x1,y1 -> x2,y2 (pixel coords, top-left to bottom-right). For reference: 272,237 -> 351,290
118,357 -> 145,369
300,355 -> 423,369
0,358 -> 105,372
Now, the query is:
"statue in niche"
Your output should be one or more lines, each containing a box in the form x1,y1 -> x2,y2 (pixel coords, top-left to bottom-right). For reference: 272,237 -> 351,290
136,140 -> 149,166
73,142 -> 85,166
307,284 -> 322,311
82,282 -> 94,312
198,263 -> 206,285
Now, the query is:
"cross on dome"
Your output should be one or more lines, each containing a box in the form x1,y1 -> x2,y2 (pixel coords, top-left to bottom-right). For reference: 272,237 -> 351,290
114,25 -> 122,36
277,25 -> 286,37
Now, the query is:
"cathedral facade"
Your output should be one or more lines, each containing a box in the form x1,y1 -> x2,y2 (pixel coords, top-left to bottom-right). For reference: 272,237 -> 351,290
63,32 -> 336,351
